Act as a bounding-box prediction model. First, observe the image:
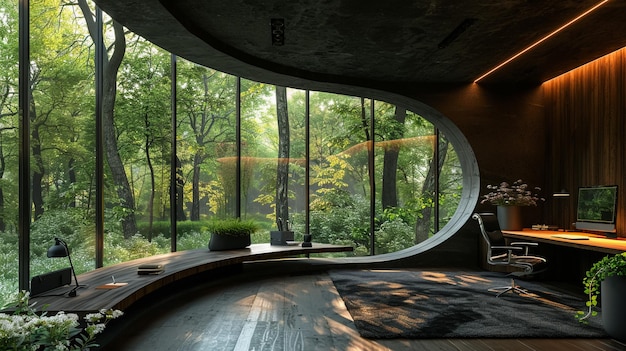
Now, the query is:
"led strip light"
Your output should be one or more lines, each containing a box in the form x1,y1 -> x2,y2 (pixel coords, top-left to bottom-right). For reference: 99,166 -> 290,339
474,0 -> 610,83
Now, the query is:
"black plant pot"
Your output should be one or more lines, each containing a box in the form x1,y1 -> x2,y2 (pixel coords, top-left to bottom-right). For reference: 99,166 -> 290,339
601,276 -> 626,341
208,233 -> 251,251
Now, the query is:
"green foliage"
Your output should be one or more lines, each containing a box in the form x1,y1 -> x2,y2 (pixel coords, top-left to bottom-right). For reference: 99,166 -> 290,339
105,233 -> 168,264
176,230 -> 211,251
207,218 -> 259,237
1,291 -> 123,351
309,190 -> 414,254
374,218 -> 414,254
576,252 -> 626,322
137,220 -> 227,240
137,220 -> 172,238
30,209 -> 91,257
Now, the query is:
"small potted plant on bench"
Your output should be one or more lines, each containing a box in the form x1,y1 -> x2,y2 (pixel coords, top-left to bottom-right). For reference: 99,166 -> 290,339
208,218 -> 259,251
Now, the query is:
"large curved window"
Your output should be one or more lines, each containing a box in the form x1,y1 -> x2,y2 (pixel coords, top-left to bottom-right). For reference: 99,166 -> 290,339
0,0 -> 471,304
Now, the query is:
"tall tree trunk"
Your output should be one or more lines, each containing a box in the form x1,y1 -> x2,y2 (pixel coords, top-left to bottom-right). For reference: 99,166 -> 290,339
382,107 -> 406,209
78,0 -> 136,238
359,98 -> 374,195
144,113 -> 155,241
0,85 -> 12,231
175,156 -> 187,221
190,152 -> 201,221
68,158 -> 77,208
29,86 -> 44,220
189,73 -> 212,221
0,141 -> 5,231
275,86 -> 289,229
415,137 -> 449,243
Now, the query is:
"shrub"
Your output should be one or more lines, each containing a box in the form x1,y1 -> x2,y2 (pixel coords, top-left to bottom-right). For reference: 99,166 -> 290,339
207,219 -> 258,236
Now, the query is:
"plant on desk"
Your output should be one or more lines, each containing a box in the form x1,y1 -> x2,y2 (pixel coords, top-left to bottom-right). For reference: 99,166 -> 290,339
208,218 -> 259,251
480,179 -> 544,230
577,252 -> 626,341
0,290 -> 123,350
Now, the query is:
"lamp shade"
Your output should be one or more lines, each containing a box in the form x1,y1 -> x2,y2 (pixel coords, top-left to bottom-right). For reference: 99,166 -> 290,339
47,239 -> 69,258
46,237 -> 80,297
552,189 -> 570,198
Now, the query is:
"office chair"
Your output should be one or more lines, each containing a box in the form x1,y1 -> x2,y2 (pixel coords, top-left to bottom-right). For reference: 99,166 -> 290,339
472,212 -> 547,297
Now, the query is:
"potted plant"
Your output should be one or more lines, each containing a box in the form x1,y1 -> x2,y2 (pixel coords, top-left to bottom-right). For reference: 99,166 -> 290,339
576,252 -> 626,341
480,179 -> 544,230
208,218 -> 258,251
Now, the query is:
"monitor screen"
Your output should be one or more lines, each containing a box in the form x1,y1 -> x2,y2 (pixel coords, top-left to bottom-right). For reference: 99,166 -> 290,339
575,185 -> 618,233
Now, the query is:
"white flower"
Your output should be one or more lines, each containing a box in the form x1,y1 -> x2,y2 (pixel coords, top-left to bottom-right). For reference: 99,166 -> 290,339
85,313 -> 103,323
1,291 -> 124,351
481,179 -> 544,206
110,310 -> 124,319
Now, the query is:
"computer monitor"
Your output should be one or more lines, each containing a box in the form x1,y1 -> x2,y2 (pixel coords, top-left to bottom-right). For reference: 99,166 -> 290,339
575,185 -> 618,234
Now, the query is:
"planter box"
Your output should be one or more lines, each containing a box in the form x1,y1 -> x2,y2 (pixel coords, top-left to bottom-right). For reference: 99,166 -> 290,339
208,233 -> 251,251
601,276 -> 626,341
270,231 -> 294,246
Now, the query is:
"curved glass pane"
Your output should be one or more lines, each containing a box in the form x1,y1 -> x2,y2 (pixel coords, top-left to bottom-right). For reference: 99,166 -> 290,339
308,93 -> 372,256
104,35 -> 173,264
0,0 -> 19,305
26,0 -> 96,286
175,61 -> 237,249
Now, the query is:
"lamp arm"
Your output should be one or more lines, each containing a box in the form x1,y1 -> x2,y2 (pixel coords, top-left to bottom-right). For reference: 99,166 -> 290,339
55,237 -> 80,295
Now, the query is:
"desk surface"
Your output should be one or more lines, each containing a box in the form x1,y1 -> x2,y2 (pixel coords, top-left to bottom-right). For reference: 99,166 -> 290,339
502,229 -> 626,254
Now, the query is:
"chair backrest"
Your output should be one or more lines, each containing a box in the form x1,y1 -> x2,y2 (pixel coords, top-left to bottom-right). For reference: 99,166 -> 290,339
472,212 -> 547,275
472,212 -> 505,246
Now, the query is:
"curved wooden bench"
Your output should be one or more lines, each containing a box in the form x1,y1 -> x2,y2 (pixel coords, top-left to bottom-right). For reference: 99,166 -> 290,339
28,243 -> 353,314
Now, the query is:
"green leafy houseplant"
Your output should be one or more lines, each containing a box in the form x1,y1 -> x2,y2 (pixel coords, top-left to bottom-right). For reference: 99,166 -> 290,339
0,291 -> 123,350
207,219 -> 259,251
207,219 -> 258,236
481,179 -> 544,206
576,252 -> 626,322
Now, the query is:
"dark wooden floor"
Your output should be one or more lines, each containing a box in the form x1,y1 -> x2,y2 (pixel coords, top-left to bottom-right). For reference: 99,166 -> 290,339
100,268 -> 626,351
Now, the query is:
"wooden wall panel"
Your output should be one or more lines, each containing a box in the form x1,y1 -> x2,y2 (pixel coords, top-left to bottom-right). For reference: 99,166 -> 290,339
543,47 -> 626,237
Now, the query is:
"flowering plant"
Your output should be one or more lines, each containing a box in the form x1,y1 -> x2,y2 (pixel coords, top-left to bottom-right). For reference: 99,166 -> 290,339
481,179 -> 544,206
0,291 -> 123,351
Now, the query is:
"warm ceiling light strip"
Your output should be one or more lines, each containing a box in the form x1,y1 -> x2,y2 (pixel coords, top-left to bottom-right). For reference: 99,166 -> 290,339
474,0 -> 610,83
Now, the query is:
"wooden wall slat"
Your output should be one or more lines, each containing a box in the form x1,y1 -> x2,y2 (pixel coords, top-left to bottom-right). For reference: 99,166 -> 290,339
543,47 -> 626,237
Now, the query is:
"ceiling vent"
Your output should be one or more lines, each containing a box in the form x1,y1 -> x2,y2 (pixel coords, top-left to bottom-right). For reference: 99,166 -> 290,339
271,18 -> 285,46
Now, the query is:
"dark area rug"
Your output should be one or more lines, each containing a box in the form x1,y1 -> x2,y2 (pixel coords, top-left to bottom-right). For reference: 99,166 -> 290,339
329,269 -> 607,339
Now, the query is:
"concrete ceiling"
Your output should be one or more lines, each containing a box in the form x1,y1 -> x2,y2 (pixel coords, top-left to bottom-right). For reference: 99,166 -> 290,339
94,0 -> 626,90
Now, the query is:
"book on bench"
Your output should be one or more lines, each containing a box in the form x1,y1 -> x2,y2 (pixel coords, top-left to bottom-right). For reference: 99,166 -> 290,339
137,264 -> 164,275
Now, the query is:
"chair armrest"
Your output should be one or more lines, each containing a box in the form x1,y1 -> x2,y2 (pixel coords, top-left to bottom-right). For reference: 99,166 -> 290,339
492,245 -> 524,251
510,241 -> 538,255
491,245 -> 523,263
510,242 -> 538,246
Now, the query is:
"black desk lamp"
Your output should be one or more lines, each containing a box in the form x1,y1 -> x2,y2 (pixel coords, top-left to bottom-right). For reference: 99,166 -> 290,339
47,237 -> 80,297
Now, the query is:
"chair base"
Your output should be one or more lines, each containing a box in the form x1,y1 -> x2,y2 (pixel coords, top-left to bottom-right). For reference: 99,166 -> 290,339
488,279 -> 529,297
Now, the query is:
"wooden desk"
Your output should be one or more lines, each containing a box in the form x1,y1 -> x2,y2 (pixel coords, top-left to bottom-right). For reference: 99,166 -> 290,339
24,243 -> 353,315
502,229 -> 626,255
